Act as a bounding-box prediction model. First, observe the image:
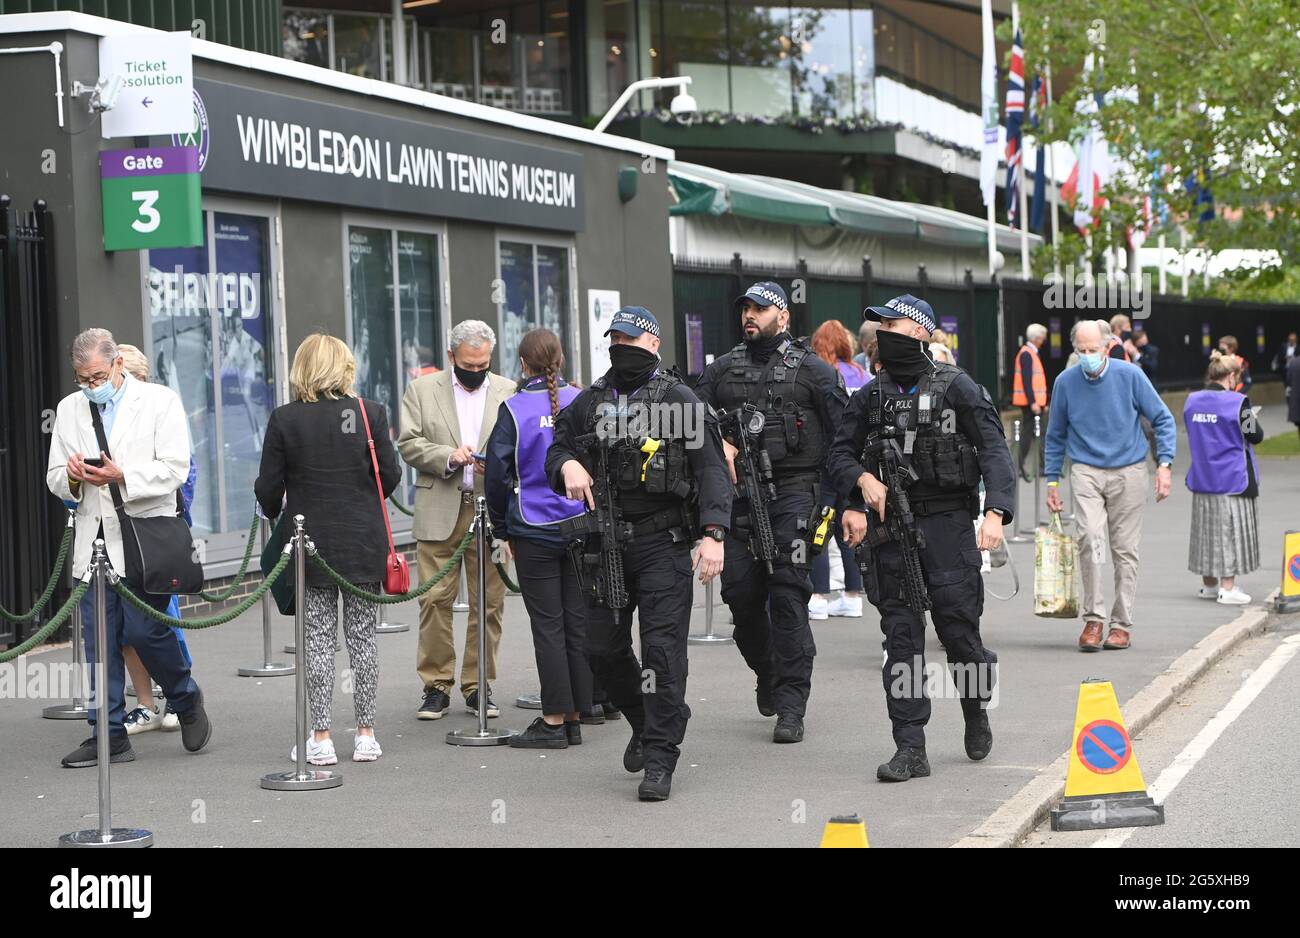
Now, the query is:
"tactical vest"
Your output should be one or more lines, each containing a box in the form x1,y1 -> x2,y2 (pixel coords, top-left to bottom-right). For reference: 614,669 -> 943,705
583,369 -> 695,517
715,337 -> 826,475
862,363 -> 981,496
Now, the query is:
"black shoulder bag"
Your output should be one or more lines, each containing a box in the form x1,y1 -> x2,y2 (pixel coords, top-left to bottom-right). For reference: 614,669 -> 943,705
89,403 -> 205,595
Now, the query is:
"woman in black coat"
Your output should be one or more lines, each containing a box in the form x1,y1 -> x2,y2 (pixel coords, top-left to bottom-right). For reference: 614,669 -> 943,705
256,334 -> 401,766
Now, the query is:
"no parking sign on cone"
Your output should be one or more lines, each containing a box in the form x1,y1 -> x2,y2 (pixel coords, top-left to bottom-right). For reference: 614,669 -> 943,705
1050,679 -> 1165,832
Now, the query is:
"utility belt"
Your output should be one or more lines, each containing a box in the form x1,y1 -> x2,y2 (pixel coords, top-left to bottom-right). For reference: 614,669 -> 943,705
860,491 -> 975,551
773,472 -> 819,495
624,503 -> 697,543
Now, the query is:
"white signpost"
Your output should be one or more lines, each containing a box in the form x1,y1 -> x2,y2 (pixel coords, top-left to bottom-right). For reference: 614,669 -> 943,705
100,31 -> 193,139
588,289 -> 620,378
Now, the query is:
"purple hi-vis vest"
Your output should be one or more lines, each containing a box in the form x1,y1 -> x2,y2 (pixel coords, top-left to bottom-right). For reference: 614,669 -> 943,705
505,382 -> 586,526
1184,390 -> 1258,496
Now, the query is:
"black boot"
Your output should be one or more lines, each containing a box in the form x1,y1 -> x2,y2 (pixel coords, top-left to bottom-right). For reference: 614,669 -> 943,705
638,768 -> 673,801
963,706 -> 993,761
772,713 -> 804,743
623,734 -> 645,773
876,746 -> 930,782
755,676 -> 776,717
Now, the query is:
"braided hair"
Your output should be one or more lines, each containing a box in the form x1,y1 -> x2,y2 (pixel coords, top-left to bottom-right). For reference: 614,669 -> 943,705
517,328 -> 566,420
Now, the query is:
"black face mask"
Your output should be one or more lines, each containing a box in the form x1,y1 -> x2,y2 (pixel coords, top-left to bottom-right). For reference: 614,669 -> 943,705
453,362 -> 489,390
608,344 -> 659,391
876,329 -> 933,384
745,330 -> 789,361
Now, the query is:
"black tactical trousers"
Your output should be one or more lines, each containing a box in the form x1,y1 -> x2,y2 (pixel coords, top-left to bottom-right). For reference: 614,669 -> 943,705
861,508 -> 998,749
584,530 -> 693,773
720,489 -> 816,718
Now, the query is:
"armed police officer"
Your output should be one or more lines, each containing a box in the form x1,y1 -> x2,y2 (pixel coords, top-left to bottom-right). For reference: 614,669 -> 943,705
545,307 -> 731,802
694,282 -> 848,744
828,295 -> 1014,782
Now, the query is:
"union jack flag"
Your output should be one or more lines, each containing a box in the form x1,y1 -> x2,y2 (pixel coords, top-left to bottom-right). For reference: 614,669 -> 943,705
1004,30 -> 1026,226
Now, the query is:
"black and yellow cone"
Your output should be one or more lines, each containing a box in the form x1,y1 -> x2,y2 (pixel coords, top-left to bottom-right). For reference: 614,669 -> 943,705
1049,679 -> 1164,832
819,814 -> 869,848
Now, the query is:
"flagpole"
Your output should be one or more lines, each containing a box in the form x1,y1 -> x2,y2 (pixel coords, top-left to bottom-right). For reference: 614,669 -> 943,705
1013,1 -> 1029,278
1158,232 -> 1167,293
1046,65 -> 1060,278
981,0 -> 998,277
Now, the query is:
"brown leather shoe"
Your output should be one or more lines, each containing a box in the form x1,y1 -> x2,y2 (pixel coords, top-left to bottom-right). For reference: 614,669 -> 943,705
1103,627 -> 1131,650
1078,621 -> 1103,652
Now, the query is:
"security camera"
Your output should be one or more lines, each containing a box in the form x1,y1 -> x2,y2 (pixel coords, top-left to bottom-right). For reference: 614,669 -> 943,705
73,74 -> 126,113
669,90 -> 698,123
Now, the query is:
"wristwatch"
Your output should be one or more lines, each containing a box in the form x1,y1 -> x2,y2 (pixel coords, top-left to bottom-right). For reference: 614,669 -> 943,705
1158,461 -> 1173,470
702,526 -> 726,543
985,508 -> 1005,519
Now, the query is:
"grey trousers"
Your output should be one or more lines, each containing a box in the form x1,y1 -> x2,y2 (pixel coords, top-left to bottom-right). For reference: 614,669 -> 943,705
1069,461 -> 1149,630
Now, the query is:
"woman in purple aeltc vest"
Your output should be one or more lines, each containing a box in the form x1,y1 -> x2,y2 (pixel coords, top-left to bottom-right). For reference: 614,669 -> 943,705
1184,352 -> 1264,606
485,329 -> 593,749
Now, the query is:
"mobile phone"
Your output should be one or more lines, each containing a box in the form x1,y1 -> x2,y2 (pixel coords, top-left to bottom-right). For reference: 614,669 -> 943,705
472,452 -> 486,462
83,456 -> 104,468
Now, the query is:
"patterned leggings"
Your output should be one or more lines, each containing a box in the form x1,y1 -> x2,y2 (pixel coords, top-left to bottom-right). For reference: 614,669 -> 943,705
304,584 -> 380,731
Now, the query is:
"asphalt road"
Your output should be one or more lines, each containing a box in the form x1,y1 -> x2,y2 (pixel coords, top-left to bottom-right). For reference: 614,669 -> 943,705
1,405 -> 1296,848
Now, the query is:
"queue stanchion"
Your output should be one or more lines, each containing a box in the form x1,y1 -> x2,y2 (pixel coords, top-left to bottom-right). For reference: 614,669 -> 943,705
59,540 -> 152,847
689,578 -> 733,645
261,515 -> 342,791
447,498 -> 513,746
239,516 -> 294,678
44,515 -> 89,719
1009,419 -> 1031,543
1033,415 -> 1044,529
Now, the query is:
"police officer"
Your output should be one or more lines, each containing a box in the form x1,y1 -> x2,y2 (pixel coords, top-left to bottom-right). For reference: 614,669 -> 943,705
545,307 -> 731,801
828,295 -> 1014,782
694,282 -> 848,744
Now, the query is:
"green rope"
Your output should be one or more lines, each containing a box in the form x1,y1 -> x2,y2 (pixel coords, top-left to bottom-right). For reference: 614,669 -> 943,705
0,583 -> 89,663
0,523 -> 73,623
311,528 -> 475,604
199,512 -> 262,602
495,562 -> 521,593
389,495 -> 415,517
112,552 -> 292,629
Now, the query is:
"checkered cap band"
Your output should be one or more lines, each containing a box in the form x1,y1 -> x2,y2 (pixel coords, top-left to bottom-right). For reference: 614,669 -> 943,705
746,284 -> 788,311
884,297 -> 936,333
612,310 -> 660,337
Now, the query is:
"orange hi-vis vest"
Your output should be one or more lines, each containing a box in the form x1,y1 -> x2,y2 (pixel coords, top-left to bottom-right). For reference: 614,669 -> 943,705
1012,342 -> 1047,407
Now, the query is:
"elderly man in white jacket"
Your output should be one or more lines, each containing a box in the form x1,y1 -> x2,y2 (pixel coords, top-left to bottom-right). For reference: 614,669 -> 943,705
46,328 -> 212,768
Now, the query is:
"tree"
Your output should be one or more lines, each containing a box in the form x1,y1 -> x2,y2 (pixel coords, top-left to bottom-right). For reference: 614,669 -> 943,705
1016,0 -> 1300,297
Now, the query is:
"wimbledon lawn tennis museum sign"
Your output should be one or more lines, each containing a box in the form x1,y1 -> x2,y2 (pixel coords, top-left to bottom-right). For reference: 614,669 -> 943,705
194,79 -> 585,232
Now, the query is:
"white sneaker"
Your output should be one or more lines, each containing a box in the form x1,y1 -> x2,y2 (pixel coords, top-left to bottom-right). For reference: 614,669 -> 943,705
353,735 -> 382,762
289,735 -> 338,765
808,596 -> 829,620
1197,585 -> 1219,600
160,703 -> 180,731
124,706 -> 160,736
827,594 -> 863,617
1217,588 -> 1251,605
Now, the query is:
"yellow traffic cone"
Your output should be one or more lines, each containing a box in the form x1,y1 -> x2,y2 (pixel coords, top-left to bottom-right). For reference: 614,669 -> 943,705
1050,679 -> 1164,832
819,814 -> 869,848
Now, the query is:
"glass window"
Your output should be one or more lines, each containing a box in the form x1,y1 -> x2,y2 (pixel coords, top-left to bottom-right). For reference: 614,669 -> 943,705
650,0 -> 729,111
334,14 -> 384,79
147,211 -> 276,537
282,8 -> 330,69
586,0 -> 638,114
348,224 -> 443,506
728,2 -> 793,118
497,240 -> 573,382
790,3 -> 855,119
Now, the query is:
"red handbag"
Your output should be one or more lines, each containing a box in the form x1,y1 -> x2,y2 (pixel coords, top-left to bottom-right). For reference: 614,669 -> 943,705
358,397 -> 410,594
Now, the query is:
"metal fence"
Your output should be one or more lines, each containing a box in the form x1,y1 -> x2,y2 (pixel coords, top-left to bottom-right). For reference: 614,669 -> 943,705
1,197 -> 62,646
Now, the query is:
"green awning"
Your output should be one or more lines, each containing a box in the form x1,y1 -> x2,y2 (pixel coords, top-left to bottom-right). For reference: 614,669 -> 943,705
744,174 -> 920,238
669,162 -> 833,227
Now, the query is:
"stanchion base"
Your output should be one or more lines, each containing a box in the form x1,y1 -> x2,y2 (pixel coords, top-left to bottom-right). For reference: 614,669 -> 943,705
260,769 -> 343,791
452,602 -> 470,613
375,622 -> 410,634
59,828 -> 153,848
1008,533 -> 1033,543
445,728 -> 514,746
688,633 -> 736,645
237,663 -> 295,677
515,693 -> 542,710
42,704 -> 89,720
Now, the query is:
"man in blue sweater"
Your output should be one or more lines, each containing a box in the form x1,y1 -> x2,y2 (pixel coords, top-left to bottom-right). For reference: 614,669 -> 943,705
1044,320 -> 1176,652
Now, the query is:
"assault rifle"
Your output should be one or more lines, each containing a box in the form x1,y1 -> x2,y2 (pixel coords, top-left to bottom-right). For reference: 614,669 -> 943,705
860,433 -> 931,616
719,403 -> 778,574
559,431 -> 633,613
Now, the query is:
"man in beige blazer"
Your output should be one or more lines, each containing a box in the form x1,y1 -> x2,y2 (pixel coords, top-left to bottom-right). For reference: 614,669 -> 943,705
398,320 -> 515,720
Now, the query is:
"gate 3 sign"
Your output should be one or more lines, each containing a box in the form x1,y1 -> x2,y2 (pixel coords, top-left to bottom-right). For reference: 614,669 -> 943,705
100,147 -> 203,252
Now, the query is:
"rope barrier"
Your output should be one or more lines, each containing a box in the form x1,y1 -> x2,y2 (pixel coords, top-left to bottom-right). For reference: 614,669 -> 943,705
496,562 -> 521,593
0,583 -> 89,663
112,551 -> 292,629
388,495 -> 415,517
311,527 -> 475,603
0,523 -> 72,623
199,512 -> 262,602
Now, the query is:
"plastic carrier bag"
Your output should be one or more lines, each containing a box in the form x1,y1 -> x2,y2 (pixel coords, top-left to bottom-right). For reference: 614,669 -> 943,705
1034,512 -> 1079,618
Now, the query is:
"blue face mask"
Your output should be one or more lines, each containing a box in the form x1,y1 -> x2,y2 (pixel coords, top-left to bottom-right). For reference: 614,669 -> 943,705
82,369 -> 119,405
1079,352 -> 1105,376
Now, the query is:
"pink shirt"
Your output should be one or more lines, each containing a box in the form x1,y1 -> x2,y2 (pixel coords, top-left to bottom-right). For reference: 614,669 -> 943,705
447,376 -> 488,487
